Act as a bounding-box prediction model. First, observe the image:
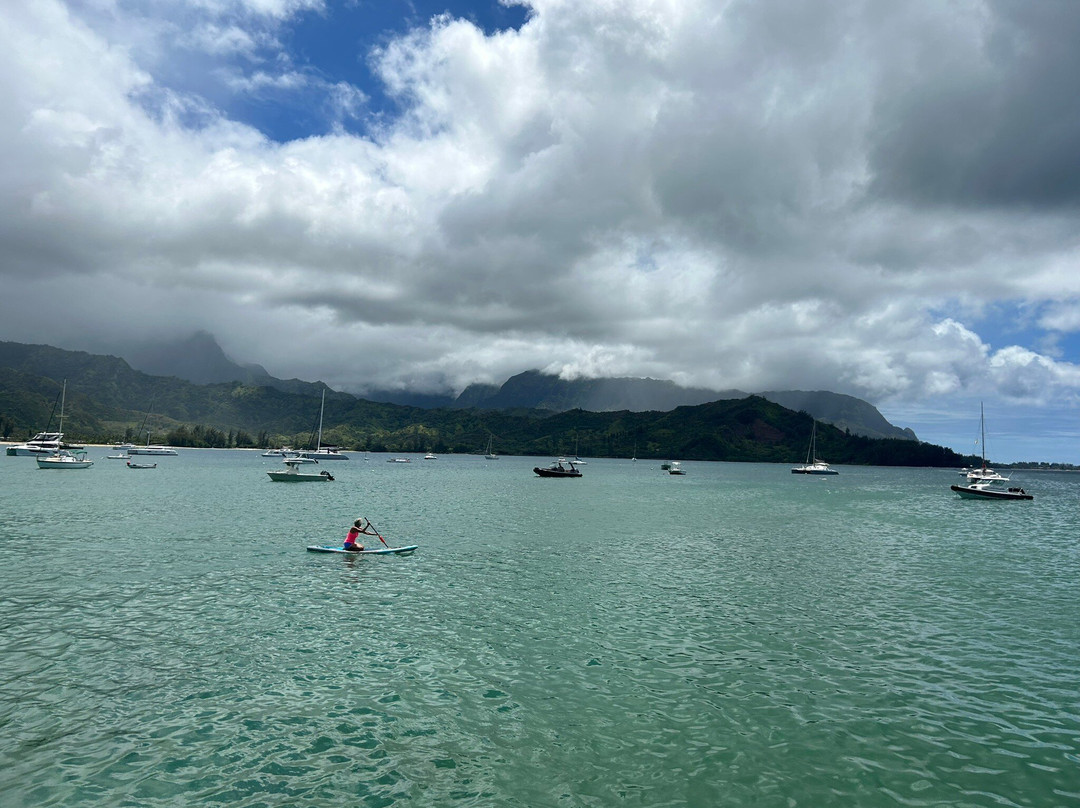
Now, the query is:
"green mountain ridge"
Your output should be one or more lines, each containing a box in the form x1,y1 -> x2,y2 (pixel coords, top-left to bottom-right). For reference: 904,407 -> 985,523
0,340 -> 974,467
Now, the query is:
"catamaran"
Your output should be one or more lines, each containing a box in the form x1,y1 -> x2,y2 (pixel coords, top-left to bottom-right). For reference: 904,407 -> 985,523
791,420 -> 839,475
297,390 -> 348,460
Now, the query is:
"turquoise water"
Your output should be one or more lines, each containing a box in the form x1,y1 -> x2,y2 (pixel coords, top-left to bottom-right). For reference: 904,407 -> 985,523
2,451 -> 1078,807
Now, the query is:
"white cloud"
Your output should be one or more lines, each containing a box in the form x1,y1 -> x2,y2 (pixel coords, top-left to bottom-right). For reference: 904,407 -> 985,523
3,0 -> 1080,459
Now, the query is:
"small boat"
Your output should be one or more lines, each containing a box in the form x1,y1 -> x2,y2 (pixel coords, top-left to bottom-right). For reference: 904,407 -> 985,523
660,461 -> 672,470
262,446 -> 293,457
35,382 -> 93,470
951,481 -> 1033,500
668,461 -> 686,475
791,421 -> 839,475
126,460 -> 157,469
295,391 -> 349,460
267,457 -> 335,482
484,435 -> 499,460
106,454 -> 129,459
424,453 -> 437,460
533,460 -> 582,478
388,457 -> 411,463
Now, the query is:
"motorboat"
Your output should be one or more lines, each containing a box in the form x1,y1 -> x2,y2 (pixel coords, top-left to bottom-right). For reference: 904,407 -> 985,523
7,431 -> 66,456
966,466 -> 1006,482
388,457 -> 411,463
951,480 -> 1032,500
267,457 -> 335,482
424,453 -> 437,460
262,447 -> 294,457
791,421 -> 839,475
668,461 -> 686,475
126,460 -> 157,469
533,460 -> 582,478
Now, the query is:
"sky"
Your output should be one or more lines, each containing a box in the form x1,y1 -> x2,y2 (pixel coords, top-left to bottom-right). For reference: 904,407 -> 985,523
2,0 -> 1080,463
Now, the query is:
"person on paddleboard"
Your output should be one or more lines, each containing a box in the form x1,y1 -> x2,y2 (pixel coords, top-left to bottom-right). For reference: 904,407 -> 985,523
344,517 -> 377,550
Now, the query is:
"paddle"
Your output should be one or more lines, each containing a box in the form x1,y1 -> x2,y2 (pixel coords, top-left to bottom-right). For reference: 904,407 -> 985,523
362,519 -> 391,548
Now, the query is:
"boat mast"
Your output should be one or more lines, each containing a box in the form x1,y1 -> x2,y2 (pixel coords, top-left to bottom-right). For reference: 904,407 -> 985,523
980,402 -> 986,472
317,389 -> 325,452
57,380 -> 66,438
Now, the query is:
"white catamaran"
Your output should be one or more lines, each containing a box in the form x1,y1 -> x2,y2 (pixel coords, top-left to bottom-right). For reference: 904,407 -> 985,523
296,389 -> 349,460
791,420 -> 839,475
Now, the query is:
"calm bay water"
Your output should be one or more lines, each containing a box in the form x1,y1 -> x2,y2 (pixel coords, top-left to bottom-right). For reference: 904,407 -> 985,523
2,450 -> 1078,807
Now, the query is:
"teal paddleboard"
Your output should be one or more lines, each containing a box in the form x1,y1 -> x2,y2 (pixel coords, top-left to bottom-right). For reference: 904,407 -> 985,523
307,544 -> 418,555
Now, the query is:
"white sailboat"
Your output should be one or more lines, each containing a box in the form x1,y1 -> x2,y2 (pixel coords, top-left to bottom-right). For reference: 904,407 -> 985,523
297,389 -> 348,460
126,397 -> 178,455
484,435 -> 498,460
36,381 -> 93,470
791,420 -> 839,475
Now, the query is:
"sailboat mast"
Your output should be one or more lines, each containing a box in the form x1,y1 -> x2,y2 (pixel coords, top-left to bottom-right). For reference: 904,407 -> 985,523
980,402 -> 986,471
58,380 -> 66,436
317,389 -> 325,452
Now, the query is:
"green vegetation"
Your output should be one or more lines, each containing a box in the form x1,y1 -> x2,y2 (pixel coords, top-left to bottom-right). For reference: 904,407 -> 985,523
0,340 -> 980,466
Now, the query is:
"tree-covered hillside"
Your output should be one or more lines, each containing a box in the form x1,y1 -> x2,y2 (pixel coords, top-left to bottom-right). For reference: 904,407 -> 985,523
0,341 -> 976,467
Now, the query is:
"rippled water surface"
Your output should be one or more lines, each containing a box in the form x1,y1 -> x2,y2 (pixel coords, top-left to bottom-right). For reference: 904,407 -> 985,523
2,452 -> 1079,806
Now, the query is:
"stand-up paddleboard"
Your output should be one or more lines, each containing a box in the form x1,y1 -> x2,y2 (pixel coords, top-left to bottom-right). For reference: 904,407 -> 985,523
307,544 -> 418,555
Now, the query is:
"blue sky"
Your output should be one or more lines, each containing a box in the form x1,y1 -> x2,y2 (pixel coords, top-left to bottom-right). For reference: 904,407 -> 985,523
3,0 -> 1080,463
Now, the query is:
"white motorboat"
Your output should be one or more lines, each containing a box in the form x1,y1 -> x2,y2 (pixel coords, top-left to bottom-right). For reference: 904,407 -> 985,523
7,431 -> 66,456
791,421 -> 839,475
267,457 -> 335,482
668,461 -> 686,475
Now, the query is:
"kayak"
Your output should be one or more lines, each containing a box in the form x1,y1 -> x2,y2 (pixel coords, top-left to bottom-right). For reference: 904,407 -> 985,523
306,544 -> 418,555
